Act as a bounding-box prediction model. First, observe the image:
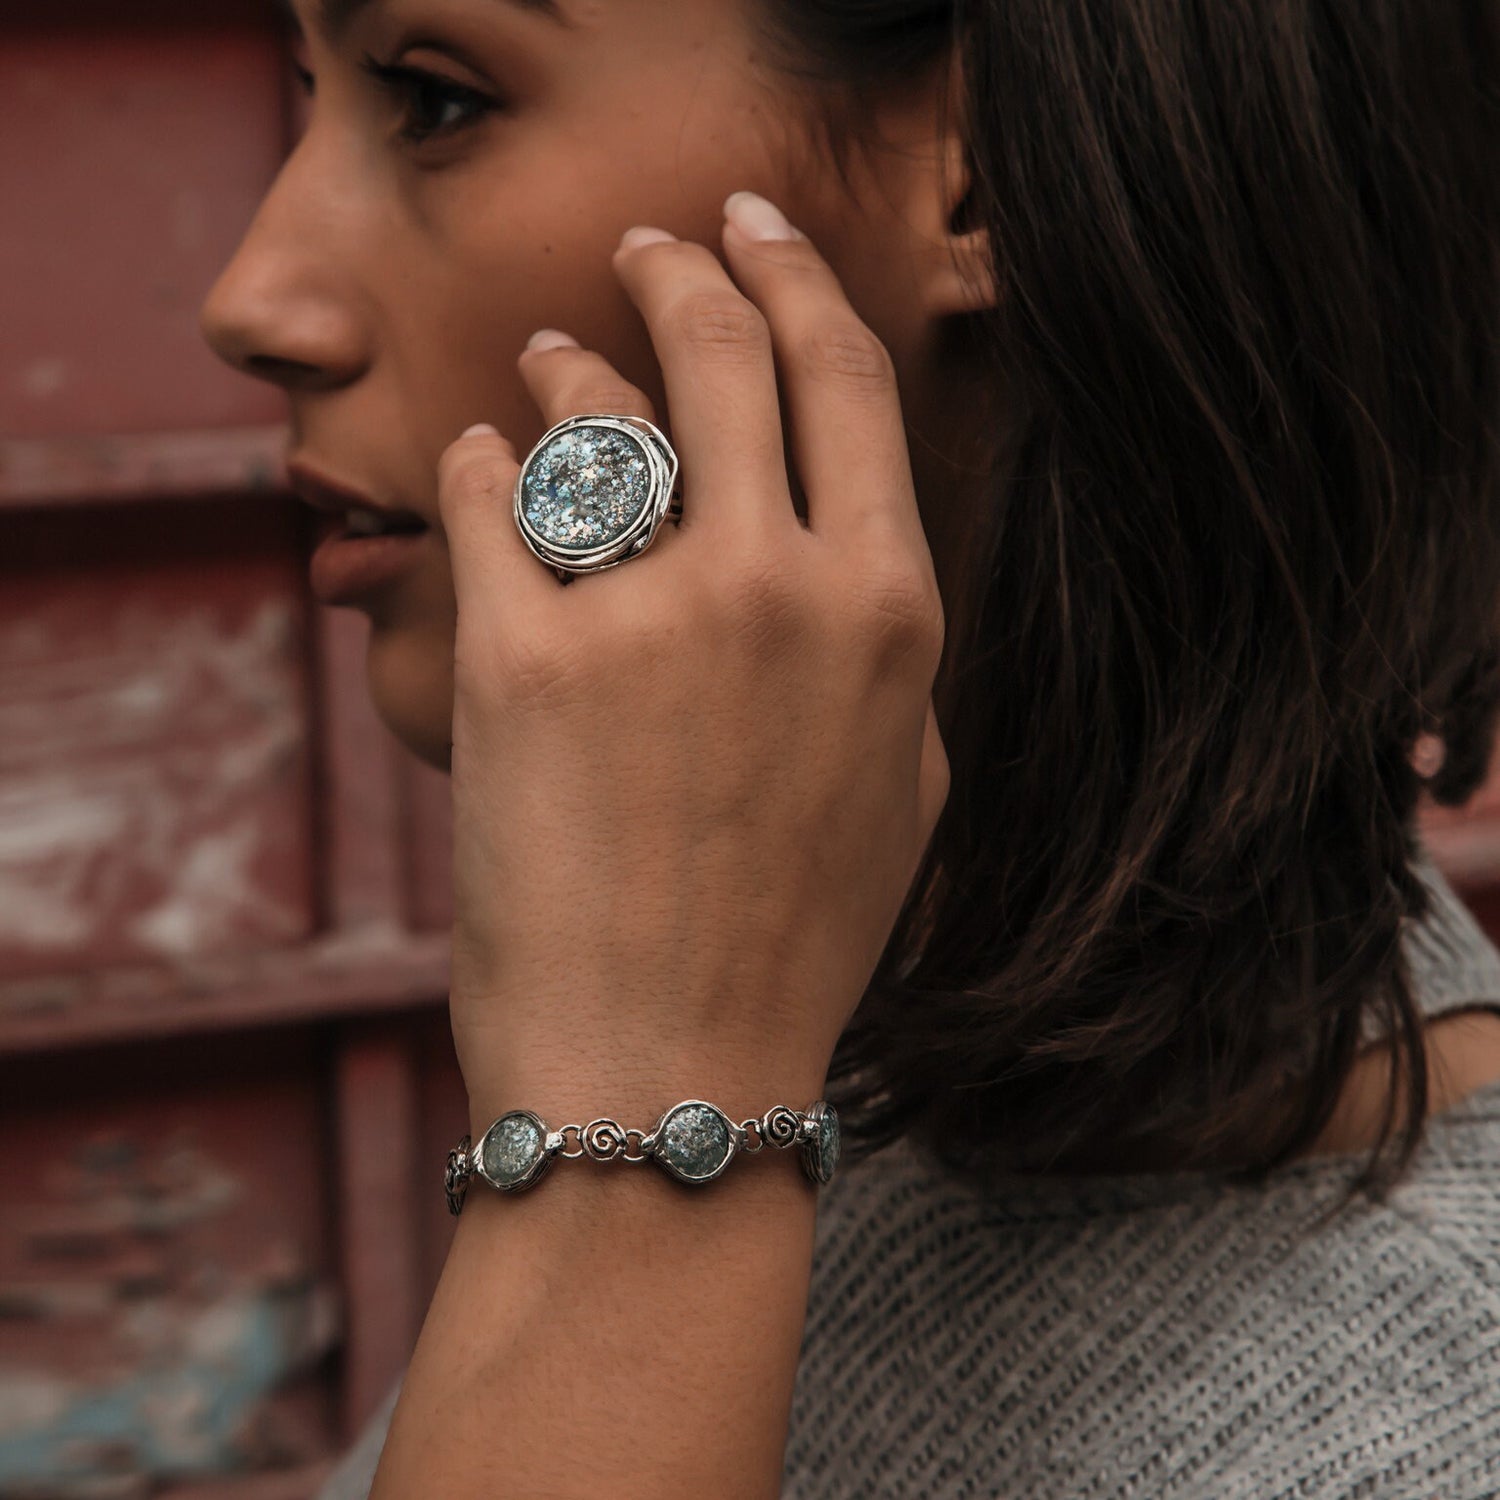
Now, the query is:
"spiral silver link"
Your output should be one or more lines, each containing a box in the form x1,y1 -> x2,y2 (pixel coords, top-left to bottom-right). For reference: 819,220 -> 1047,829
760,1105 -> 802,1148
582,1117 -> 629,1161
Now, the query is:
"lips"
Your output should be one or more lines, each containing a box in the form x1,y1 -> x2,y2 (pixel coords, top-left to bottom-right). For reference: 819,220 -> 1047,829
288,459 -> 433,605
286,465 -> 429,537
344,505 -> 428,537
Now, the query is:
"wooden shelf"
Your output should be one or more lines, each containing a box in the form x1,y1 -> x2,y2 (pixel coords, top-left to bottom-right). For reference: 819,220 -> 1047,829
0,927 -> 449,1057
0,426 -> 289,508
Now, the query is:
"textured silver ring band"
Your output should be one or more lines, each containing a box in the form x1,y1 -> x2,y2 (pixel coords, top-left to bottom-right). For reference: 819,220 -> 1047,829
514,413 -> 682,578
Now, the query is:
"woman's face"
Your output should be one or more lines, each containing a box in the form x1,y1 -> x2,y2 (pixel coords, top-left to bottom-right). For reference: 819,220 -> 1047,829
202,0 -> 982,768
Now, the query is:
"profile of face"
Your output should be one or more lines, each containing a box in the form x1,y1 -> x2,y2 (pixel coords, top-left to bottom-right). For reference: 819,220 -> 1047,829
201,0 -> 993,770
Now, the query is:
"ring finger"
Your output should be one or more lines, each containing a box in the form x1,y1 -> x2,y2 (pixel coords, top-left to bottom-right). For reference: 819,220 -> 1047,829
516,329 -> 687,572
517,329 -> 659,433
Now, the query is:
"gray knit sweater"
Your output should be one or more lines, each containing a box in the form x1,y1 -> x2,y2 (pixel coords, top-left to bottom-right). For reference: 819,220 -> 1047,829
321,851 -> 1500,1498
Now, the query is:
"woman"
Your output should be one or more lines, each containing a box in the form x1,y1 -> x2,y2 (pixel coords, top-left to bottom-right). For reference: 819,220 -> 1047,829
200,0 -> 1500,1494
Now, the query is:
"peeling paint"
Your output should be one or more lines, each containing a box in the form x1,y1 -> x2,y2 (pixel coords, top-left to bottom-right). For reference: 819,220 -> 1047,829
0,1127 -> 338,1495
0,1288 -> 338,1493
0,598 -> 310,965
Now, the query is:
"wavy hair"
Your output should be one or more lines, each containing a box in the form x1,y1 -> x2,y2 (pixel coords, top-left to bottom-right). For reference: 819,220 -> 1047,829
759,0 -> 1500,1200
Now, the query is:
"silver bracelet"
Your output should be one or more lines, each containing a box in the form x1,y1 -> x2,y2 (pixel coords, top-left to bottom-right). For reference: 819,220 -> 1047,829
445,1098 -> 840,1214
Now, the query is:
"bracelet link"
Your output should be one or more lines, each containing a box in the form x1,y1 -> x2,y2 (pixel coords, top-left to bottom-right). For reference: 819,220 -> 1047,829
444,1136 -> 473,1217
450,1098 -> 839,1214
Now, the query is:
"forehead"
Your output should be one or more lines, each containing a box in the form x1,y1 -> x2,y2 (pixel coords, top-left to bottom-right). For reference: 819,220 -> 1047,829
282,0 -> 570,38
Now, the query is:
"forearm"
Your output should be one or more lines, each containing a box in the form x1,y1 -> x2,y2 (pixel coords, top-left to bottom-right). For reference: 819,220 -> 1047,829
384,194 -> 948,1500
370,1065 -> 821,1500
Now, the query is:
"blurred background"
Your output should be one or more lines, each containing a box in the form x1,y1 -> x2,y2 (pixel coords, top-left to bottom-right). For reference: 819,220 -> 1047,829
2,1 -> 1499,1496
1,2 -> 466,1495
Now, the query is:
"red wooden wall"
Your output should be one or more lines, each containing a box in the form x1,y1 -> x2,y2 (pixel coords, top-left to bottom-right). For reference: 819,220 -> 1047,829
1,4 -> 465,1494
2,2 -> 1499,1495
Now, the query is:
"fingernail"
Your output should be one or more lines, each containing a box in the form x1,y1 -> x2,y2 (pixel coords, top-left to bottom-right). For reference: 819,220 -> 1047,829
526,329 -> 580,352
618,225 -> 677,252
724,191 -> 802,242
461,423 -> 499,438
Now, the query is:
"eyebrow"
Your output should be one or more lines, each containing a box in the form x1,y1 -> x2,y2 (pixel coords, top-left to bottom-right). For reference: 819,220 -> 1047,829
286,0 -> 566,37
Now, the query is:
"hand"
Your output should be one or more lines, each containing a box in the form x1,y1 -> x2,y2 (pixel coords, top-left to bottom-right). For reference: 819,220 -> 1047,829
436,197 -> 949,1122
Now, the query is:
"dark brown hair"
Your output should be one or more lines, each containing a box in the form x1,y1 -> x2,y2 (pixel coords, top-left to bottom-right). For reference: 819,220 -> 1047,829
760,0 -> 1500,1199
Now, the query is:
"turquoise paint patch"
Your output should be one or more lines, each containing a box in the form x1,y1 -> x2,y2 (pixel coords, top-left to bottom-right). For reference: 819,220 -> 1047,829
0,1287 -> 332,1491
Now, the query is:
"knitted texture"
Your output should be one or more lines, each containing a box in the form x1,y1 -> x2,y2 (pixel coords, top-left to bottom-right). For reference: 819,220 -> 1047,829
320,851 -> 1500,1499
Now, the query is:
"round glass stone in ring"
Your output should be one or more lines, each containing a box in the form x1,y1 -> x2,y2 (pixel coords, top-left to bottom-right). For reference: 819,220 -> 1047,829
654,1102 -> 735,1184
478,1110 -> 547,1190
521,424 -> 654,552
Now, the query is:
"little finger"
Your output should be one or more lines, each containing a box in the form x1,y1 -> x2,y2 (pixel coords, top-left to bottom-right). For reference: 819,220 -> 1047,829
720,192 -> 922,555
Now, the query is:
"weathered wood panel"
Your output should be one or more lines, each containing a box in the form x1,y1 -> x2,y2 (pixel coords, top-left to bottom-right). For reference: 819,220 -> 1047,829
0,4 -> 460,1495
0,499 -> 315,979
0,1031 -> 339,1496
0,5 -> 290,438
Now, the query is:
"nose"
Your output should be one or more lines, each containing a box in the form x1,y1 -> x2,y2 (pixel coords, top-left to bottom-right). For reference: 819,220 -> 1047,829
200,136 -> 371,393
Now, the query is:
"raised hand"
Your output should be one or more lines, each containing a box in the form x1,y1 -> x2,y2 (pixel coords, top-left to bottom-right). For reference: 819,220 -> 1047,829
435,192 -> 948,1126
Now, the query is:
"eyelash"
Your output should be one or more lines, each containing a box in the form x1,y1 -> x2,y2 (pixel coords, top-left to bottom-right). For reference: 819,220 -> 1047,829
361,55 -> 499,144
289,57 -> 499,145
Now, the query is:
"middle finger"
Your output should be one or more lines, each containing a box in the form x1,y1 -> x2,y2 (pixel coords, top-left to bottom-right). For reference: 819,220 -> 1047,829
611,228 -> 794,535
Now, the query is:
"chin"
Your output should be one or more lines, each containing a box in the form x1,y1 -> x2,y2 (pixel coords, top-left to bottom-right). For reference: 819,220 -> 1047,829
364,621 -> 456,773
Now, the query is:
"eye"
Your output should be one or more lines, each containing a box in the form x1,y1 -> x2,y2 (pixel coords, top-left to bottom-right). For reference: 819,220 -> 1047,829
361,56 -> 499,144
291,58 -> 315,95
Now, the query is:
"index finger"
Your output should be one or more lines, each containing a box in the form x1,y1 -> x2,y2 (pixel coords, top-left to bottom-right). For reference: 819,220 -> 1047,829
437,424 -> 564,618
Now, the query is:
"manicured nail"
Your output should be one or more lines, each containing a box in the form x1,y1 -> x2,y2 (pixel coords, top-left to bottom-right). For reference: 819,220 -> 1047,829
618,225 -> 677,252
724,191 -> 802,242
461,423 -> 499,438
526,329 -> 580,352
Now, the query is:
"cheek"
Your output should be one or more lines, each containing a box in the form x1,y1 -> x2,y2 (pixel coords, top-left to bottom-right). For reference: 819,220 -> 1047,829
389,190 -> 660,443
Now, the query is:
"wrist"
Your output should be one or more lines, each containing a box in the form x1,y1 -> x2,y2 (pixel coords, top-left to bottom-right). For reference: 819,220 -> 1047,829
457,1031 -> 834,1138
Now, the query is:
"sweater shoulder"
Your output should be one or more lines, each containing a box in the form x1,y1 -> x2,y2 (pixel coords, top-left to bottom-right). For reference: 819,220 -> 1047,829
784,1098 -> 1500,1499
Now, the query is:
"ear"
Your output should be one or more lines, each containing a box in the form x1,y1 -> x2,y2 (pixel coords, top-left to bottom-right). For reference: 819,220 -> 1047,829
922,224 -> 998,319
904,73 -> 999,320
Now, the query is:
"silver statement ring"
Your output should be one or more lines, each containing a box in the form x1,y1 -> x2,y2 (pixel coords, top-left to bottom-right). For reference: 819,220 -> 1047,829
514,413 -> 682,577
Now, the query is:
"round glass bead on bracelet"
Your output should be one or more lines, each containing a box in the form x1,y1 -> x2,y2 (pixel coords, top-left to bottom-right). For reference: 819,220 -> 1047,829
445,1099 -> 841,1214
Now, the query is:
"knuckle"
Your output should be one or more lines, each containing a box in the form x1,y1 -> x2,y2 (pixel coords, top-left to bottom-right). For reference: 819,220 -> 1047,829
492,628 -> 583,706
851,556 -> 945,661
442,452 -> 511,514
454,617 -> 585,710
796,322 -> 895,394
667,292 -> 771,364
566,384 -> 652,421
718,549 -> 808,652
